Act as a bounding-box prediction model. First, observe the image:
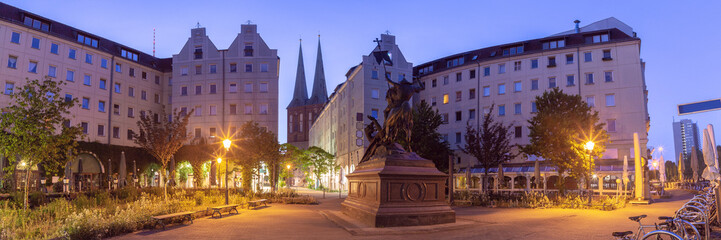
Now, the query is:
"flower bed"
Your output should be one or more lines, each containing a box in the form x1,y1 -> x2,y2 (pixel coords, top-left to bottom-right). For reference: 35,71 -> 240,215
453,191 -> 627,210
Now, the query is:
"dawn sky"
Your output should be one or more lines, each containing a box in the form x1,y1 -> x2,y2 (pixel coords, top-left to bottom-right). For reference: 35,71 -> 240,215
6,0 -> 721,162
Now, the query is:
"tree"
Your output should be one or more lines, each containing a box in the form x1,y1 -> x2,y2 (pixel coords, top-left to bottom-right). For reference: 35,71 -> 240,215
460,104 -> 516,192
300,146 -> 336,189
279,143 -> 301,187
399,100 -> 452,172
175,138 -> 213,187
133,107 -> 192,200
0,77 -> 83,210
522,88 -> 608,195
234,121 -> 280,193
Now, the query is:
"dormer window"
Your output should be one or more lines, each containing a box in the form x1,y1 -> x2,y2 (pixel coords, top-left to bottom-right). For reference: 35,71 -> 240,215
418,65 -> 434,75
502,45 -> 523,56
586,33 -> 610,44
23,15 -> 50,32
446,56 -> 464,68
121,49 -> 138,62
77,34 -> 99,48
542,39 -> 565,50
244,43 -> 254,57
194,46 -> 203,59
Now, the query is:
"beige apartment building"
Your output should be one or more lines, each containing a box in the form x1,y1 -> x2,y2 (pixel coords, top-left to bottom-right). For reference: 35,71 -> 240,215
309,34 -> 412,190
415,18 -> 649,192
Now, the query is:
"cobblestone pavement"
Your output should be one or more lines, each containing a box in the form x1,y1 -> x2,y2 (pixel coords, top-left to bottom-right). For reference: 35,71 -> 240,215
114,189 -> 706,240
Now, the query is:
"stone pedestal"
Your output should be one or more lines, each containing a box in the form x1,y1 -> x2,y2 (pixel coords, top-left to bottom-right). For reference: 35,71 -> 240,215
341,144 -> 455,227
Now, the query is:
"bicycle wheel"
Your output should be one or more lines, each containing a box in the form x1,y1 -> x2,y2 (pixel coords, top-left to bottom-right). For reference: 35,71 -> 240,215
675,219 -> 701,240
641,230 -> 682,240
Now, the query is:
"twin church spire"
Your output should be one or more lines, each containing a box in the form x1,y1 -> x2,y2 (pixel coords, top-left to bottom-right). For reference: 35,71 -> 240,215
287,36 -> 328,108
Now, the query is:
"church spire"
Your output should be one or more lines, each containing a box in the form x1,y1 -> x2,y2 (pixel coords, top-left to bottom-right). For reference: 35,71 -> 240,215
287,40 -> 309,109
309,35 -> 328,105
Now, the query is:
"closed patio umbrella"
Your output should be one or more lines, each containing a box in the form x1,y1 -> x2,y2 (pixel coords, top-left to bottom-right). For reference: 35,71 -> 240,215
119,151 -> 127,188
691,146 -> 699,182
701,129 -> 720,180
678,152 -> 685,182
534,160 -> 540,189
659,155 -> 666,183
498,164 -> 504,188
466,164 -> 471,189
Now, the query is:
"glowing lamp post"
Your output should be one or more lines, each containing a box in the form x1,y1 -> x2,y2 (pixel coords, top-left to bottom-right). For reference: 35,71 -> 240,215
585,141 -> 594,204
223,139 -> 231,205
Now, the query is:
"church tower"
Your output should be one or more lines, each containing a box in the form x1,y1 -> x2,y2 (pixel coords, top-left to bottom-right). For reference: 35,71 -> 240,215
287,36 -> 328,149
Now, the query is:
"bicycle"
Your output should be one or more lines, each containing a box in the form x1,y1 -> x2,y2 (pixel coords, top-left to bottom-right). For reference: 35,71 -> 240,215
612,215 -> 683,240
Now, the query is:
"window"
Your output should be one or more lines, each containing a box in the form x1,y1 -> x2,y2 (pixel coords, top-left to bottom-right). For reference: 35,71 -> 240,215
261,63 -> 268,72
244,44 -> 254,56
230,104 -> 237,115
230,63 -> 237,72
142,72 -> 147,79
209,105 -> 217,116
531,102 -> 537,113
443,94 -> 449,104
259,82 -> 268,93
97,125 -> 105,136
531,79 -> 539,90
194,128 -> 201,138
443,76 -> 449,85
502,45 -> 524,56
566,54 -> 574,64
195,85 -> 202,95
244,104 -> 252,114
483,86 -> 490,97
442,134 -> 448,142
10,32 -> 20,44
431,79 -> 437,87
77,34 -> 98,48
114,83 -> 121,93
129,68 -> 135,77
455,91 -> 462,102
483,67 -> 490,76
515,126 -> 522,138
548,77 -> 557,88
371,109 -> 379,119
469,109 -> 476,120
605,71 -> 613,82
514,61 -> 521,71
585,73 -> 594,84
141,90 -> 147,100
115,63 -> 121,73
7,56 -> 17,68
470,69 -> 476,79
101,59 -> 108,68
120,49 -> 138,61
48,66 -> 57,77
181,86 -> 188,96
128,107 -> 134,117
210,64 -> 217,74
455,111 -> 462,121
418,65 -> 434,75
154,94 -> 160,104
605,94 -> 615,107
455,132 -> 462,143
140,111 -> 146,118
514,82 -> 522,92
127,129 -> 134,140
469,88 -> 476,99
195,65 -> 202,75
129,87 -> 135,97
586,34 -> 610,43
498,64 -> 506,74
586,96 -> 595,107
547,56 -> 556,67
113,127 -> 120,139
181,67 -> 188,76
49,43 -> 59,54
81,122 -> 88,134
371,70 -> 379,79
514,103 -> 522,115
584,52 -> 592,62
210,84 -> 217,94
84,54 -> 93,64
603,50 -> 612,60
99,79 -> 107,90
260,104 -> 268,114
498,84 -> 506,95
244,83 -> 253,93
209,128 -> 217,137
180,107 -> 188,116
68,49 -> 76,59
455,72 -> 462,82
4,82 -> 14,95
65,70 -> 74,81
229,83 -> 237,93
31,37 -> 40,49
441,113 -> 449,124
98,101 -> 105,112
431,97 -> 437,106
113,104 -> 119,115
498,105 -> 505,116
245,64 -> 252,72
155,76 -> 160,85
566,75 -> 575,86
83,75 -> 91,86
446,57 -> 464,67
607,119 -> 617,132
542,39 -> 565,49
28,61 -> 37,73
371,89 -> 379,99
531,59 -> 538,69
194,106 -> 202,116
194,46 -> 203,59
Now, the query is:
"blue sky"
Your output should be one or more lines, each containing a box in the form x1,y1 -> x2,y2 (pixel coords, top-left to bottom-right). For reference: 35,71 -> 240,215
6,0 -> 721,162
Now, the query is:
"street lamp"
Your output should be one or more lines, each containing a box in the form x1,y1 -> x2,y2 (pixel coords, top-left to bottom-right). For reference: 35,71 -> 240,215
223,139 -> 231,205
585,141 -> 594,205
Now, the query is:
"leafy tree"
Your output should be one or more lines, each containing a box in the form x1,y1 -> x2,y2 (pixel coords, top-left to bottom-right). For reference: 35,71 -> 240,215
175,138 -> 214,187
234,121 -> 280,192
279,143 -> 301,186
0,77 -> 83,210
460,104 -> 517,192
300,146 -> 336,189
664,160 -> 678,182
133,107 -> 192,200
522,88 -> 608,195
399,100 -> 452,172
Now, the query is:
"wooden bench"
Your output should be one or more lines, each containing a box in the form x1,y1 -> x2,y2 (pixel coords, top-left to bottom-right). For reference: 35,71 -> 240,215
209,204 -> 240,218
247,199 -> 268,209
152,211 -> 194,230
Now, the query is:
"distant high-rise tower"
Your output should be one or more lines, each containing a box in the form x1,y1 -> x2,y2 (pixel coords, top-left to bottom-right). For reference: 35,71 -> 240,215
287,37 -> 328,149
673,119 -> 700,161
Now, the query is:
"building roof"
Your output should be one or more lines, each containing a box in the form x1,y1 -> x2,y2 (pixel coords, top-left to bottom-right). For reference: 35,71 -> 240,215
308,37 -> 329,105
413,17 -> 639,76
0,2 -> 172,72
287,42 -> 309,109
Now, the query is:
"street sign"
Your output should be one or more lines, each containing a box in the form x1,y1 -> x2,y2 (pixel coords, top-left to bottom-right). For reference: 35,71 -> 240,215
678,99 -> 721,115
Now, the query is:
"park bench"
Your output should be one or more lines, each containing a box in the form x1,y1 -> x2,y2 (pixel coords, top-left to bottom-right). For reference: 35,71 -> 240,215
152,211 -> 194,230
209,204 -> 240,218
247,199 -> 268,209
